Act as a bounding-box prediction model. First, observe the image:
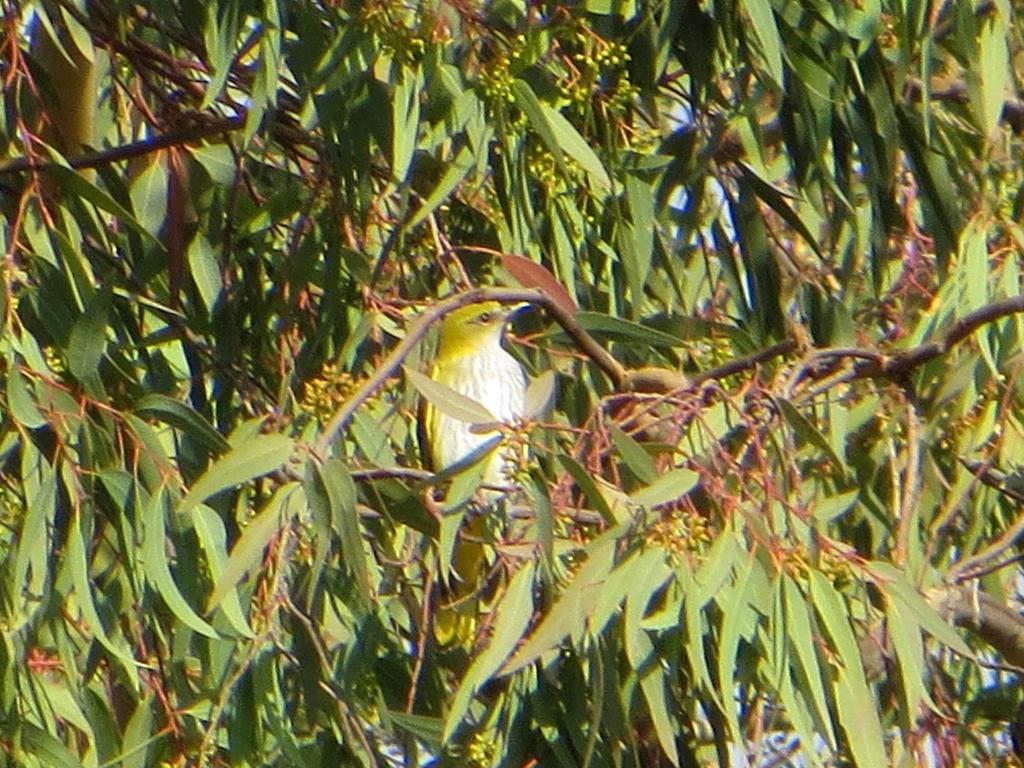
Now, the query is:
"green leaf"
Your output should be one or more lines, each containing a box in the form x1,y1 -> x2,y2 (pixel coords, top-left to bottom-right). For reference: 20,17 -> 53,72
351,407 -> 397,467
135,394 -> 230,454
405,144 -> 474,231
742,0 -> 784,86
622,174 -> 655,306
958,221 -> 990,314
406,366 -> 497,424
812,489 -> 859,524
310,459 -> 373,615
512,79 -> 566,168
868,563 -> 972,656
188,235 -> 224,313
39,679 -> 95,750
191,504 -> 254,638
205,487 -> 293,616
777,399 -> 844,476
630,467 -> 699,510
58,6 -> 93,62
557,455 -> 615,524
392,66 -> 423,182
622,548 -> 673,653
178,433 -> 293,513
691,530 -> 741,609
739,165 -> 822,258
896,107 -> 961,262
129,155 -> 168,236
572,312 -> 682,347
390,711 -> 443,746
7,367 -> 46,429
886,599 -> 932,727
609,425 -> 656,484
975,14 -> 1009,137
682,563 -> 723,712
776,665 -> 828,768
31,3 -> 77,67
189,144 -> 236,185
584,0 -> 638,19
809,572 -> 886,767
732,178 -> 785,339
640,670 -> 681,766
45,165 -> 159,243
524,369 -> 557,419
445,561 -> 536,739
14,455 -> 54,604
502,528 -> 619,674
66,289 -> 109,394
118,695 -> 156,768
66,506 -> 139,667
538,102 -> 612,192
526,471 -> 555,584
511,79 -> 611,193
142,487 -> 218,638
199,3 -> 236,109
438,447 -> 492,505
783,577 -> 836,749
20,722 -> 82,768
808,571 -> 863,678
834,670 -> 886,768
124,414 -> 177,488
716,558 -> 757,739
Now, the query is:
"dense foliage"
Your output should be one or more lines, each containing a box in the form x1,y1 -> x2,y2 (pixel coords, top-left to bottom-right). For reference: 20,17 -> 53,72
4,0 -> 1024,765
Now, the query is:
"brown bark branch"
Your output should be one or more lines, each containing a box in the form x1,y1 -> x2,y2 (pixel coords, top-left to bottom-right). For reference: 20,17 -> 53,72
858,295 -> 1024,379
927,585 -> 1024,671
0,116 -> 244,176
592,293 -> 1024,403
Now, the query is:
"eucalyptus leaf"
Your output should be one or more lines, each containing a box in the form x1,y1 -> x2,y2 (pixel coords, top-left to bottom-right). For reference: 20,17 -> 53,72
406,366 -> 498,425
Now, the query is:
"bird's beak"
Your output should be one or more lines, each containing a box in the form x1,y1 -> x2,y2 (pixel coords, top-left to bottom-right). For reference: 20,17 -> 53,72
504,302 -> 533,320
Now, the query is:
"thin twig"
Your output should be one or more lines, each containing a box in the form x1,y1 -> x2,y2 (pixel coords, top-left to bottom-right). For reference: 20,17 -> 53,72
405,560 -> 434,713
950,463 -> 1024,583
691,340 -> 797,387
893,394 -> 921,568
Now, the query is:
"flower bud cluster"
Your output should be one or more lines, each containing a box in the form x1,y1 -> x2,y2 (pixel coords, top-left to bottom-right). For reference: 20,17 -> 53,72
358,3 -> 429,66
300,363 -> 355,423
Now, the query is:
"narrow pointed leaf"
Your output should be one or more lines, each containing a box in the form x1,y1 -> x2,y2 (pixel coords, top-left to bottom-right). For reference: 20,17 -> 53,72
524,369 -> 556,419
7,367 -> 46,429
142,488 -> 218,638
445,562 -> 536,740
205,485 -> 293,614
406,366 -> 497,425
179,433 -> 293,512
135,394 -> 230,454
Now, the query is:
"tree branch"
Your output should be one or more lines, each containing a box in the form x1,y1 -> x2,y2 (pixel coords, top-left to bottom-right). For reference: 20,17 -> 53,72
857,295 -> 1024,379
0,116 -> 244,176
927,585 -> 1024,671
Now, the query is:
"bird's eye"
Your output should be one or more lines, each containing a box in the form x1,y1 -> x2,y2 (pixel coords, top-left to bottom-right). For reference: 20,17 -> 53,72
478,311 -> 493,323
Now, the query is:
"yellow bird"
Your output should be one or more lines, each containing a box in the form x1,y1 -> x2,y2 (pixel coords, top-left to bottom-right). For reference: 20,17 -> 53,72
422,301 -> 528,645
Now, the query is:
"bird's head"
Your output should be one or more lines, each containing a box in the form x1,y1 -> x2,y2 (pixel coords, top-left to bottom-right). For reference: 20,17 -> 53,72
436,301 -> 525,360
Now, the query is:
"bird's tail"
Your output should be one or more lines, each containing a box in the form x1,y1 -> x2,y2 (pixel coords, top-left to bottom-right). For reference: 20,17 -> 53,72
434,515 -> 488,648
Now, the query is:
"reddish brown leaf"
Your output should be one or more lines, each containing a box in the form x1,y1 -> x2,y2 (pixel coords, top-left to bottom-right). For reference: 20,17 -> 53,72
501,253 -> 578,314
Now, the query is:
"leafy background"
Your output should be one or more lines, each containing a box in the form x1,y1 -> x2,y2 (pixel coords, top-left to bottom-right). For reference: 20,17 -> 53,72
3,0 -> 1024,766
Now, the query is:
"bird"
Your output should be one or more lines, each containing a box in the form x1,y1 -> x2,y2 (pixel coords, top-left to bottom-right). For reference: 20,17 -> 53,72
421,300 -> 529,645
